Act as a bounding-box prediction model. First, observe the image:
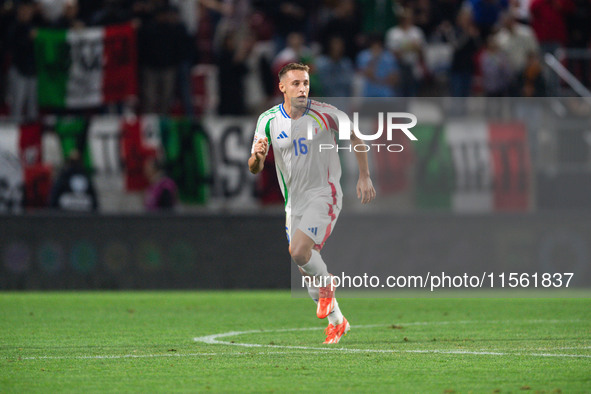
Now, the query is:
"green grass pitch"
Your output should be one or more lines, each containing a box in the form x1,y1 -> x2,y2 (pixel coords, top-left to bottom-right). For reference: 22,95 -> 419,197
1,291 -> 590,392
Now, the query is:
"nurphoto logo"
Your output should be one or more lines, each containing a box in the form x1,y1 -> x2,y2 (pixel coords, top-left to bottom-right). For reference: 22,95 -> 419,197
309,112 -> 418,153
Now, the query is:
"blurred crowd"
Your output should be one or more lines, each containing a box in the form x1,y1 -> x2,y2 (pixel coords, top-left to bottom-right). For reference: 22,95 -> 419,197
0,0 -> 589,214
1,0 -> 591,121
0,0 -> 591,118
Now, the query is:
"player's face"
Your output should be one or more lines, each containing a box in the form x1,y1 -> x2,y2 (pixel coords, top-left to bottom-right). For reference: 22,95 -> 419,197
279,70 -> 310,107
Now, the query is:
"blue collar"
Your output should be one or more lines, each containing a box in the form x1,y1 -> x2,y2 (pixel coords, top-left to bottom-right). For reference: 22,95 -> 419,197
280,99 -> 311,118
280,103 -> 290,118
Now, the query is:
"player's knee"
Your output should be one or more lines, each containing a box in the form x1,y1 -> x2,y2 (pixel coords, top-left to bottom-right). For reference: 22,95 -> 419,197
290,243 -> 311,266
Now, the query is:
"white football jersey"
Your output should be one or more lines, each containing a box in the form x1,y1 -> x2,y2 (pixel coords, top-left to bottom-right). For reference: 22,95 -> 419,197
251,99 -> 345,216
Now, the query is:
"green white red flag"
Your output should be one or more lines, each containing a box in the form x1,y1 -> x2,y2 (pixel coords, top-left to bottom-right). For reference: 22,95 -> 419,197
35,23 -> 137,109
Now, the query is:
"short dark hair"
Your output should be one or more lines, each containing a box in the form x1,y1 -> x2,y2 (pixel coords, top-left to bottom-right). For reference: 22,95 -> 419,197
278,63 -> 310,80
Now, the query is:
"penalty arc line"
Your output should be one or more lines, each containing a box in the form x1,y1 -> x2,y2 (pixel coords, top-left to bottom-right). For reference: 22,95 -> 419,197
6,320 -> 588,361
193,320 -> 591,359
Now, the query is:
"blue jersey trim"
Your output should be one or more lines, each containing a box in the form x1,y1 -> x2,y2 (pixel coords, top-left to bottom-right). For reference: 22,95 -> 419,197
280,103 -> 290,119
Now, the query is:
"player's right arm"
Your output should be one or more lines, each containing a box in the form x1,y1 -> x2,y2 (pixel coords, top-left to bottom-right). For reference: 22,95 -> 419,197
249,112 -> 273,174
248,136 -> 268,174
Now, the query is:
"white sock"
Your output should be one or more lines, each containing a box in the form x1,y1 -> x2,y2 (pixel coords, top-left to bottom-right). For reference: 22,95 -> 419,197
327,300 -> 344,326
300,250 -> 329,279
307,284 -> 319,304
301,250 -> 342,323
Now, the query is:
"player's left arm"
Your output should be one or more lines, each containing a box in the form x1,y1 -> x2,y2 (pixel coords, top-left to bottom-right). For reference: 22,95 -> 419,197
350,131 -> 376,204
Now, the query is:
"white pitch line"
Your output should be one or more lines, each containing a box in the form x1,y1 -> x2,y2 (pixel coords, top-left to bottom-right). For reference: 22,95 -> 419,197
551,346 -> 591,350
6,320 -> 589,361
193,320 -> 591,359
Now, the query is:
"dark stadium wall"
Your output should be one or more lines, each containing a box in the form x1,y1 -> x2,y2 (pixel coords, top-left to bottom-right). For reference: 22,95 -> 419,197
0,214 -> 290,290
2,212 -> 591,290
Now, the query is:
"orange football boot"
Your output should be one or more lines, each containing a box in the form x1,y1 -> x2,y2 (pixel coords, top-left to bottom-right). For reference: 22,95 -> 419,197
323,317 -> 350,344
316,275 -> 336,319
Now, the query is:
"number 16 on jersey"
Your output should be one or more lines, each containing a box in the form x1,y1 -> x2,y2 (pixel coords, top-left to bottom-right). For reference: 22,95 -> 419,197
293,138 -> 308,156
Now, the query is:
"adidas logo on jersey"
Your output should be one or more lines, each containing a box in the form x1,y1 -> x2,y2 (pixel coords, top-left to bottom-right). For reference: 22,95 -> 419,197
277,131 -> 288,139
308,227 -> 318,236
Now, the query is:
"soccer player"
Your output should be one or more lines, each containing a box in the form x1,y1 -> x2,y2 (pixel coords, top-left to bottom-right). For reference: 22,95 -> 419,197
248,63 -> 376,344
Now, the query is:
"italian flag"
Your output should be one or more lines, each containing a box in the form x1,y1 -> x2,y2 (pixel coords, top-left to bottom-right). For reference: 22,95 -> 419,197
446,121 -> 531,212
414,121 -> 531,212
35,24 -> 137,109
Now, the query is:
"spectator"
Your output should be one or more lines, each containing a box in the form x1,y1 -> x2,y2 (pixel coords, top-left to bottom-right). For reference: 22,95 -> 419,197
447,8 -> 481,97
317,0 -> 361,61
514,51 -> 546,160
316,36 -> 354,97
529,0 -> 570,55
6,0 -> 39,122
35,0 -> 69,25
53,0 -> 84,29
49,149 -> 99,212
209,0 -> 252,55
138,5 -> 186,114
169,4 -> 196,117
430,0 -> 464,29
357,0 -> 398,38
269,0 -> 317,52
272,32 -> 313,71
494,11 -> 539,93
78,0 -> 107,25
272,32 -> 319,95
526,0 -> 565,95
467,0 -> 508,39
517,52 -> 546,97
481,35 -> 511,97
88,0 -> 132,26
170,0 -> 199,36
144,156 -> 178,212
511,0 -> 533,23
385,8 -> 425,97
401,0 -> 435,37
565,0 -> 591,88
217,30 -> 253,115
356,34 -> 399,97
0,0 -> 15,112
240,13 -> 275,112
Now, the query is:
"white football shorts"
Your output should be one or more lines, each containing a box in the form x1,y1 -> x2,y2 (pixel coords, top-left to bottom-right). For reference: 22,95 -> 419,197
285,195 -> 341,250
